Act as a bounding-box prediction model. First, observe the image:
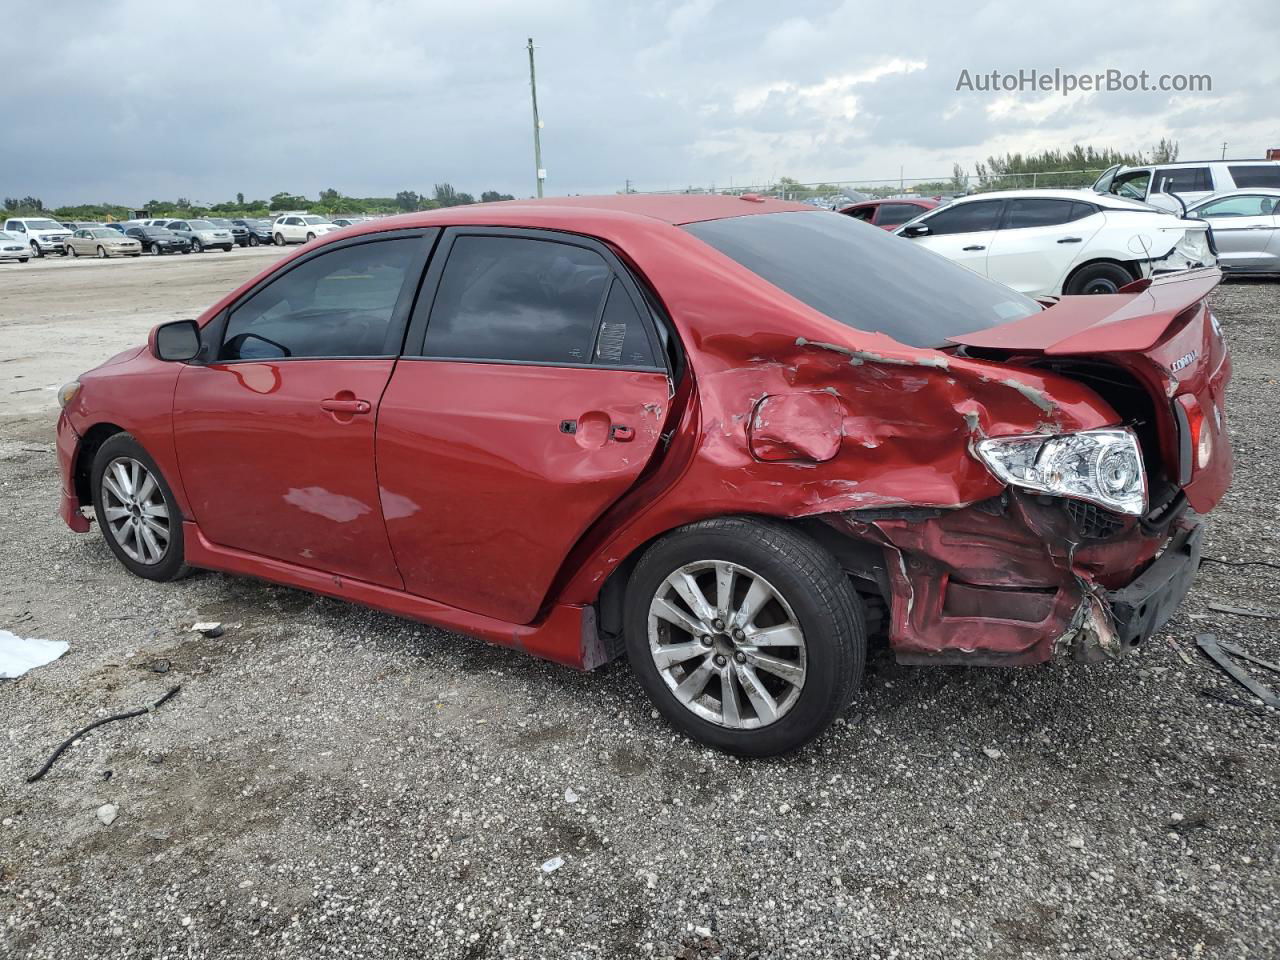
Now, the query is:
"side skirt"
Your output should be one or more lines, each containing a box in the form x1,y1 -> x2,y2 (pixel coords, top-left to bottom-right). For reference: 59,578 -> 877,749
181,522 -> 595,669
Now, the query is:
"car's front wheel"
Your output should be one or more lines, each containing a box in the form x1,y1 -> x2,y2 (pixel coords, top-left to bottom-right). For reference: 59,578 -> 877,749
248,234 -> 259,247
191,238 -> 203,253
1065,261 -> 1134,295
96,246 -> 108,259
91,434 -> 190,582
66,245 -> 78,258
31,242 -> 43,258
624,517 -> 865,757
274,233 -> 285,246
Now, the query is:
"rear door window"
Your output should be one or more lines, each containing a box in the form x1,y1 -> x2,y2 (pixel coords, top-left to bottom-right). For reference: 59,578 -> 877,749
1152,167 -> 1212,193
420,235 -> 613,366
1001,199 -> 1079,229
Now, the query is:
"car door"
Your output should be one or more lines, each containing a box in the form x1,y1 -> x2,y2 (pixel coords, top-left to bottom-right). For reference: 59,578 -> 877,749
376,227 -> 674,624
172,229 -> 437,587
984,199 -> 1104,295
69,230 -> 88,255
902,199 -> 1003,276
1191,194 -> 1280,270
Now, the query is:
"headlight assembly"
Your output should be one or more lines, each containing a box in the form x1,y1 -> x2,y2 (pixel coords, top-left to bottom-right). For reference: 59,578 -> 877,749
57,381 -> 81,409
976,427 -> 1146,516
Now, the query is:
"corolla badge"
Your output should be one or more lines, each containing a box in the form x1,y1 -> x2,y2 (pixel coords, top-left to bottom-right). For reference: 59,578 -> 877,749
1169,350 -> 1198,373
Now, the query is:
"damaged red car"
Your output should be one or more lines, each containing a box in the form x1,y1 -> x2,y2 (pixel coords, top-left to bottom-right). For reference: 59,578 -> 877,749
56,195 -> 1232,756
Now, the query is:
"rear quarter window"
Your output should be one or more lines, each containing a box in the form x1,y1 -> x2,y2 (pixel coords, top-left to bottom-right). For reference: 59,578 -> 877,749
1227,165 -> 1280,188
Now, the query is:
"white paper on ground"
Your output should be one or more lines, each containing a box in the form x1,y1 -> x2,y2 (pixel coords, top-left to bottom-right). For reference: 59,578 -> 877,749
0,630 -> 69,679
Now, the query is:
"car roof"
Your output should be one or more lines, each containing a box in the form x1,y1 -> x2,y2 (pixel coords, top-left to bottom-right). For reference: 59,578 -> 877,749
942,188 -> 1161,212
376,194 -> 816,229
1114,159 -> 1280,169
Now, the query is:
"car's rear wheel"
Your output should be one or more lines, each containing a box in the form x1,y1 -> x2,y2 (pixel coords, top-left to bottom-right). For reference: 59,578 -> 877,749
1065,261 -> 1133,295
191,238 -> 203,253
624,517 -> 865,757
91,434 -> 190,582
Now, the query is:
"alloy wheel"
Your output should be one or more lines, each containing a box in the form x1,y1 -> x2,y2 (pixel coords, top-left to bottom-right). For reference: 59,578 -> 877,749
647,560 -> 807,729
100,457 -> 171,565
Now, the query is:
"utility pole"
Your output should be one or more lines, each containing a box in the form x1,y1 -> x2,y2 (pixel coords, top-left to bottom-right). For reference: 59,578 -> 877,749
1221,141 -> 1228,160
527,38 -> 544,198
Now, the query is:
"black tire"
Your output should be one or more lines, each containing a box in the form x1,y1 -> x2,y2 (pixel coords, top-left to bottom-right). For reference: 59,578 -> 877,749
150,243 -> 162,255
221,245 -> 232,252
31,242 -> 43,258
624,517 -> 865,757
248,234 -> 259,247
90,433 -> 192,582
1065,261 -> 1134,295
191,238 -> 203,253
306,232 -> 315,242
273,233 -> 285,246
96,246 -> 108,259
66,245 -> 78,258
17,257 -> 28,263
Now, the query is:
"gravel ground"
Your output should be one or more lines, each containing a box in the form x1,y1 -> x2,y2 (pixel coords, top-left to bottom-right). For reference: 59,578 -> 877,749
0,274 -> 1277,959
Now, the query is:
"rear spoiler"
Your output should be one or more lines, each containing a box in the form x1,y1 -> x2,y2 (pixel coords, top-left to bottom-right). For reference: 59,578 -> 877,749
949,268 -> 1222,355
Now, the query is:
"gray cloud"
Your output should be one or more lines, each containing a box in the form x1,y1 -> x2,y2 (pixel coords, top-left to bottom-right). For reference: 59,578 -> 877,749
7,0 -> 1279,206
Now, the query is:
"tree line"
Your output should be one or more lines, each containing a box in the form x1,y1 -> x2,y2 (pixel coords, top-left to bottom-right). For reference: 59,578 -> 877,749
2,183 -> 517,222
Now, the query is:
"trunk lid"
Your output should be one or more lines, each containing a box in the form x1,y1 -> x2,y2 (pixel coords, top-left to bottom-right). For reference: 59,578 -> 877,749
949,268 -> 1232,514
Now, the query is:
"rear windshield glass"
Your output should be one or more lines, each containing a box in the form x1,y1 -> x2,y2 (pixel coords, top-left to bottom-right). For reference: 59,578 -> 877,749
684,211 -> 1040,348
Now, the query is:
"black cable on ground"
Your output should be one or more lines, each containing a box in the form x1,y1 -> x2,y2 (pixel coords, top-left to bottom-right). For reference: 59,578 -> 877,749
25,685 -> 181,784
1201,556 -> 1280,574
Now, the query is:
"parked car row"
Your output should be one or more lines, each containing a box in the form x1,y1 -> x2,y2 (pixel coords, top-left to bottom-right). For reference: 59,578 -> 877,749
1,213 -> 373,263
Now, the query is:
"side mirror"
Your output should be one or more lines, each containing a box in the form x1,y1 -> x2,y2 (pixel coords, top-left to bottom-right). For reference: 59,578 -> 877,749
901,223 -> 931,238
153,319 -> 202,362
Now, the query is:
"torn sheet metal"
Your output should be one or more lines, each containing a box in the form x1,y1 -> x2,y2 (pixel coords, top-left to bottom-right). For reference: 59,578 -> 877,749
0,630 -> 69,679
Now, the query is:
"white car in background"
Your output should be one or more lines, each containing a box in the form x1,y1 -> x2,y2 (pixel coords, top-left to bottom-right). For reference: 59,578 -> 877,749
1186,188 -> 1280,275
0,230 -> 31,262
894,190 -> 1215,296
272,214 -> 340,245
1093,159 -> 1280,213
1,216 -> 73,257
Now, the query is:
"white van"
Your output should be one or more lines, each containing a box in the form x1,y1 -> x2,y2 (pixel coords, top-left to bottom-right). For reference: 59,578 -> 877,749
1092,159 -> 1280,213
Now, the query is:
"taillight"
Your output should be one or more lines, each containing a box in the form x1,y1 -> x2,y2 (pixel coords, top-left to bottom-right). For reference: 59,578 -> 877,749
1175,393 -> 1212,474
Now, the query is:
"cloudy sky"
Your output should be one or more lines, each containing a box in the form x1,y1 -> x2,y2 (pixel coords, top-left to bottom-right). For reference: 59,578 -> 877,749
11,0 -> 1280,206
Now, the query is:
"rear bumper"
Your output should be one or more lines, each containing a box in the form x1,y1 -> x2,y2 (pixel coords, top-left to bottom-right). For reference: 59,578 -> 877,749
56,412 -> 91,533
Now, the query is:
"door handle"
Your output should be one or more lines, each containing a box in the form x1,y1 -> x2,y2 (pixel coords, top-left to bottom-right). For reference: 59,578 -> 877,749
962,244 -> 985,251
1056,237 -> 1083,243
320,398 -> 371,414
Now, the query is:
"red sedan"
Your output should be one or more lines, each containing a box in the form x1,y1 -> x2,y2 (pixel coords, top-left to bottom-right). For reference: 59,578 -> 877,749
56,195 -> 1232,756
839,196 -> 945,229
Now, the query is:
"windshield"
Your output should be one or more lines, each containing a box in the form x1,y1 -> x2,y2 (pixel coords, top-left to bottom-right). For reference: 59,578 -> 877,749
25,219 -> 63,231
684,211 -> 1040,348
189,220 -> 215,229
302,216 -> 330,225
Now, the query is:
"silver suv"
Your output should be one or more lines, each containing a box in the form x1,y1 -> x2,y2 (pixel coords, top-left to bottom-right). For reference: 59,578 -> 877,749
161,219 -> 234,253
1093,159 -> 1280,213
